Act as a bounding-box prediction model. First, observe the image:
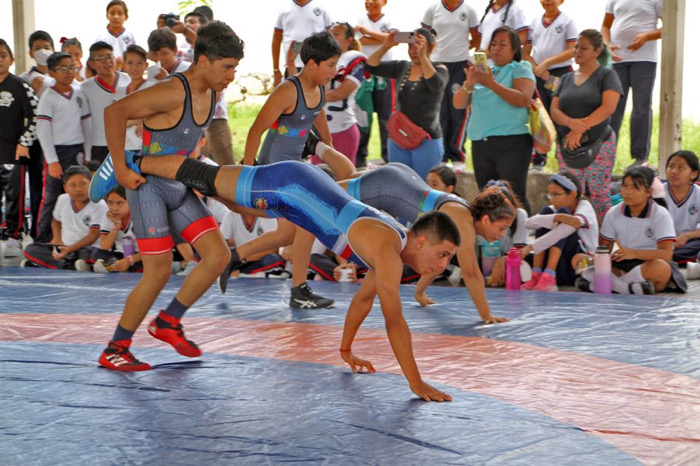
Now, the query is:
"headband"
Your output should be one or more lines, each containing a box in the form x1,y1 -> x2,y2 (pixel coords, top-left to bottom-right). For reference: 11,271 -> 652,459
551,173 -> 577,192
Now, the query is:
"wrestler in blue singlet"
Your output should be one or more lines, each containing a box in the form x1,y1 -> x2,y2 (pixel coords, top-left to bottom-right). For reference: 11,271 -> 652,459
346,163 -> 469,223
233,161 -> 406,269
129,73 -> 218,254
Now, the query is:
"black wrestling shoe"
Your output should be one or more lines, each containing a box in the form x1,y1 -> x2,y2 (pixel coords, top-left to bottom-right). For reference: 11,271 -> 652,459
217,247 -> 247,294
302,127 -> 321,159
289,282 -> 334,309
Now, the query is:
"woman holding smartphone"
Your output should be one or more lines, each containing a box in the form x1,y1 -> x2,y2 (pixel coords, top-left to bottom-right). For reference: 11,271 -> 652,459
453,25 -> 535,213
364,28 -> 448,180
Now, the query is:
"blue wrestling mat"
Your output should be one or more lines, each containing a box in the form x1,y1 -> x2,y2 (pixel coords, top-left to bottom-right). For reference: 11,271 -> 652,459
1,268 -> 698,464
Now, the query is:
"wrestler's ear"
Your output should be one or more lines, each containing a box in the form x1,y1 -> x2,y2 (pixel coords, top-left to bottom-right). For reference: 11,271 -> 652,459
415,235 -> 428,250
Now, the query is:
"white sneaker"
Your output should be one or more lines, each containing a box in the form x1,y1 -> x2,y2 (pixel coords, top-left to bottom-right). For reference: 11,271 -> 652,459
3,238 -> 22,257
74,259 -> 90,271
93,259 -> 111,274
686,262 -> 700,280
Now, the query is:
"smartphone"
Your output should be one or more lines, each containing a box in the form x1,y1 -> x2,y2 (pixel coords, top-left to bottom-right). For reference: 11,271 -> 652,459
292,41 -> 303,54
394,31 -> 416,44
473,52 -> 488,70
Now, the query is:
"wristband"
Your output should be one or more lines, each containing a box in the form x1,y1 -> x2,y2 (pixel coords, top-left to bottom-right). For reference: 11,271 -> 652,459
339,348 -> 351,353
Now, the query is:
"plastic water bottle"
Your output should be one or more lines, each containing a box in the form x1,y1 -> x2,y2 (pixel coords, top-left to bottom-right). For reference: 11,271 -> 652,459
505,247 -> 521,290
594,246 -> 612,294
480,240 -> 501,277
122,236 -> 135,257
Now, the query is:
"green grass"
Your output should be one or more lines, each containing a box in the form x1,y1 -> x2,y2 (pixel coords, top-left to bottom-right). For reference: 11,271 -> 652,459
228,102 -> 700,174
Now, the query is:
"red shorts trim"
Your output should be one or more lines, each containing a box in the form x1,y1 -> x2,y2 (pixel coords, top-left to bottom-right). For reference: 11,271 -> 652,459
138,236 -> 175,255
180,216 -> 218,245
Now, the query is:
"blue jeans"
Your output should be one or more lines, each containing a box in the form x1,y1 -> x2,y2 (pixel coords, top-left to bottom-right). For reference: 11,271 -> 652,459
387,137 -> 444,181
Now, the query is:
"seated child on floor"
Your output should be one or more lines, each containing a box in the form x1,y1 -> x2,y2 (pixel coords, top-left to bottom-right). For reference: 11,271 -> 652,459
92,186 -> 142,273
520,172 -> 598,291
662,150 -> 700,274
577,166 -> 687,294
23,166 -> 107,270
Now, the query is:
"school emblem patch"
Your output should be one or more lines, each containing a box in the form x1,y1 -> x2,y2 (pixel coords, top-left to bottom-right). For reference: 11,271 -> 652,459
77,96 -> 83,108
313,7 -> 321,16
689,204 -> 698,216
83,215 -> 92,226
460,12 -> 467,21
254,198 -> 269,210
381,25 -> 389,33
645,226 -> 653,238
555,25 -> 563,33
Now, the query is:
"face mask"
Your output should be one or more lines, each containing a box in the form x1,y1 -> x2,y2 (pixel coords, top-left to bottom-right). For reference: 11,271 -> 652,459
34,49 -> 52,66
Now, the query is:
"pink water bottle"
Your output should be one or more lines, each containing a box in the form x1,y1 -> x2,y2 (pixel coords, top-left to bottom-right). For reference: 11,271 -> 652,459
594,246 -> 612,294
505,247 -> 521,290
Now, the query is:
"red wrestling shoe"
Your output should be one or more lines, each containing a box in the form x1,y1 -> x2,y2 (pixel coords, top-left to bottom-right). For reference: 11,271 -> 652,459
98,340 -> 151,371
148,312 -> 202,357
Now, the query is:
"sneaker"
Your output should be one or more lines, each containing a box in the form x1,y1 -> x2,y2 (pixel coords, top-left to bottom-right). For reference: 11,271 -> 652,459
686,262 -> 700,280
575,276 -> 593,293
19,258 -> 28,268
629,281 -> 655,295
522,271 -> 542,290
3,238 -> 22,257
289,282 -> 335,309
98,340 -> 151,371
218,247 -> 247,293
89,151 -> 140,202
533,273 -> 558,291
148,312 -> 202,357
302,127 -> 321,159
176,260 -> 198,277
93,259 -> 112,274
74,259 -> 91,271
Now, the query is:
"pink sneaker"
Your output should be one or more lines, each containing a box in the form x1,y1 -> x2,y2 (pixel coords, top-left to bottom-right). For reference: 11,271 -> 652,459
522,272 -> 542,290
533,273 -> 558,292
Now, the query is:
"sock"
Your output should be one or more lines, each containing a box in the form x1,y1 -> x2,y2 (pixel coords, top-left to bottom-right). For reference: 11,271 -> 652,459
581,266 -> 594,282
544,268 -> 556,278
316,141 -> 331,160
612,274 -> 630,294
619,265 -> 645,284
532,267 -> 542,273
163,297 -> 189,320
112,325 -> 135,343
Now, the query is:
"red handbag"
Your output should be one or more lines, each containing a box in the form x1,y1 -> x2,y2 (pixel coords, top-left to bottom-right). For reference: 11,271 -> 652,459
387,110 -> 431,150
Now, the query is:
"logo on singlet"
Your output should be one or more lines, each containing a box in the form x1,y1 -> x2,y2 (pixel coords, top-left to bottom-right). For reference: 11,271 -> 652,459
254,198 -> 269,210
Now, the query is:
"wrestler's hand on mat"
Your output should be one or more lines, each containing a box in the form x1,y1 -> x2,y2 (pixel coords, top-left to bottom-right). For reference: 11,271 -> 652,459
415,291 -> 436,307
410,380 -> 452,402
341,351 -> 376,373
483,315 -> 509,324
116,167 -> 146,190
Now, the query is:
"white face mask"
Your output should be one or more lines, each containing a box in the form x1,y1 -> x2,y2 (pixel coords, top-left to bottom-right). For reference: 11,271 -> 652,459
34,49 -> 52,66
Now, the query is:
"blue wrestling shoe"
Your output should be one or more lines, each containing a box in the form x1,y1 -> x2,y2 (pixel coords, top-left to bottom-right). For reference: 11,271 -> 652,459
89,151 -> 140,202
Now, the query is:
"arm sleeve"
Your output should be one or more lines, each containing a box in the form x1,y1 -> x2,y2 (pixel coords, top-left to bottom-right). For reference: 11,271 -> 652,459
525,213 -> 557,230
566,17 -> 579,42
511,209 -> 529,246
531,224 -> 577,254
469,8 -> 479,29
424,66 -> 449,93
604,0 -> 615,15
599,209 -> 617,241
601,67 -> 623,95
19,82 -> 38,147
508,6 -> 530,31
655,207 -> 677,243
421,7 -> 433,29
364,60 -> 404,80
36,97 -> 59,164
514,60 -> 536,81
655,0 -> 663,17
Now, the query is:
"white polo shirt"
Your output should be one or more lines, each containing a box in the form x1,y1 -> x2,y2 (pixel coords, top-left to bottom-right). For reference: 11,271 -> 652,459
477,1 -> 529,51
663,183 -> 700,235
356,13 -> 394,61
36,86 -> 92,164
275,0 -> 333,69
528,11 -> 578,70
94,27 -> 138,60
54,193 -> 107,247
115,79 -> 156,151
81,72 -> 131,147
220,211 -> 279,246
421,1 -> 479,63
600,201 -> 676,249
605,0 -> 662,62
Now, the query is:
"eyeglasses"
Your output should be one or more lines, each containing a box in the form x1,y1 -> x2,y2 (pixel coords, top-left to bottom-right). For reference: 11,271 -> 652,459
91,55 -> 115,62
546,192 -> 568,199
55,66 -> 78,72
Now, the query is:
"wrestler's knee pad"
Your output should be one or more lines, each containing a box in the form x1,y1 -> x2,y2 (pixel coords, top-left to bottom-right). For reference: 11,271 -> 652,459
175,157 -> 220,197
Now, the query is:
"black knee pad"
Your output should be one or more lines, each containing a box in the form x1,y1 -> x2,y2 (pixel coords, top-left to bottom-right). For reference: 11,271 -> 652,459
175,157 -> 220,197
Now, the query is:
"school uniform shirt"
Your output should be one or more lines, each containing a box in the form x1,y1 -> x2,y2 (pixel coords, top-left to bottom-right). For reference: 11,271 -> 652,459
477,1 -> 529,51
114,79 -> 156,151
178,40 -> 194,63
605,0 -> 662,63
19,67 -> 55,99
36,85 -> 92,164
663,183 -> 700,235
325,50 -> 366,133
275,0 -> 333,69
356,13 -> 394,61
421,1 -> 479,63
528,11 -> 578,70
53,193 -> 107,247
168,61 -> 191,75
525,199 -> 599,254
99,213 -> 138,254
600,200 -> 675,249
220,211 -> 279,246
0,74 -> 38,164
94,26 -> 138,60
500,207 -> 529,252
81,72 -> 130,148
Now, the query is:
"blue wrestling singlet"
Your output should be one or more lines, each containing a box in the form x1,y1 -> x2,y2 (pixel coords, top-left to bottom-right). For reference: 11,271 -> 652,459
233,161 -> 407,269
346,163 -> 469,223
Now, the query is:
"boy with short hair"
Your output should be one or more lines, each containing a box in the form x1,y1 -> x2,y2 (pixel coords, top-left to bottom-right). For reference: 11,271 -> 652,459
115,45 -> 154,152
23,165 -> 107,270
94,0 -> 138,69
81,41 -> 130,164
35,52 -> 92,243
147,28 -> 191,80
